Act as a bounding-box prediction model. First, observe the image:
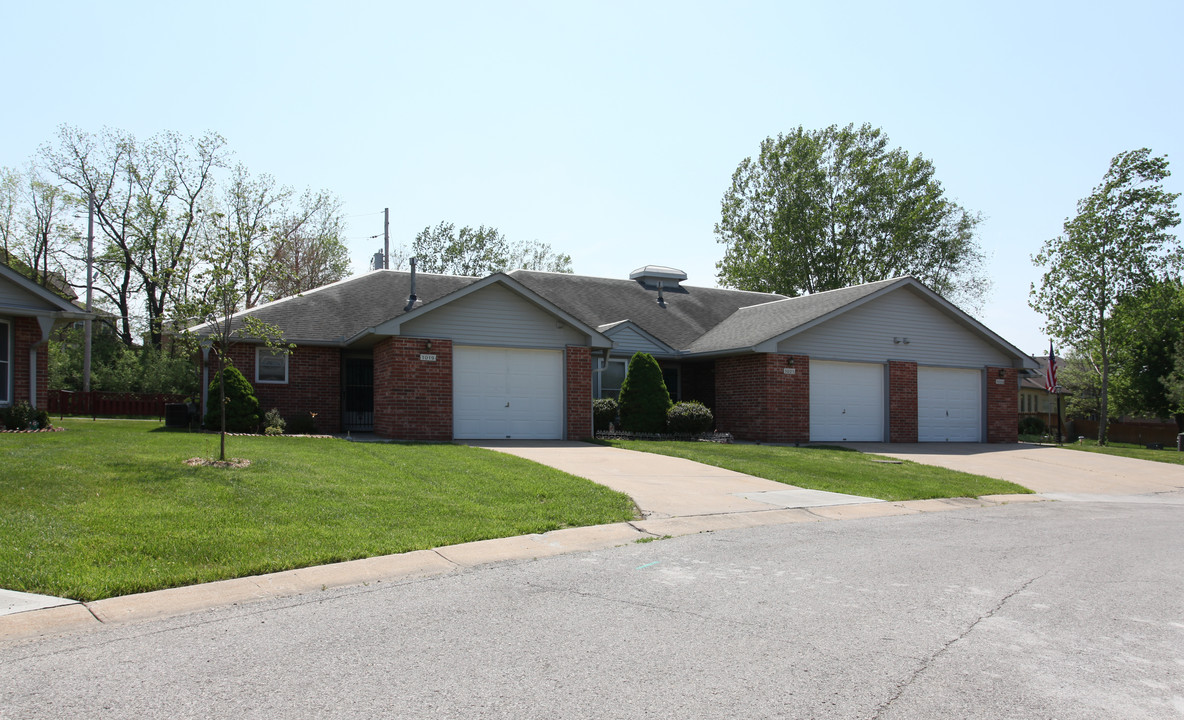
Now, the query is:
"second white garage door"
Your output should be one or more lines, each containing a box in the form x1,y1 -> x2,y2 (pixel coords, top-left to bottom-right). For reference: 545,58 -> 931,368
810,361 -> 885,442
918,367 -> 982,442
453,346 -> 564,440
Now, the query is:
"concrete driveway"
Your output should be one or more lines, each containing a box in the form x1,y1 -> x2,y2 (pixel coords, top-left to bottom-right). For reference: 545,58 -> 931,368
840,442 -> 1184,502
463,440 -> 882,517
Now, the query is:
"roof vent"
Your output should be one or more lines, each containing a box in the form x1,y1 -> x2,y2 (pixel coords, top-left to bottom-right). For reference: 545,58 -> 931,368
629,265 -> 687,290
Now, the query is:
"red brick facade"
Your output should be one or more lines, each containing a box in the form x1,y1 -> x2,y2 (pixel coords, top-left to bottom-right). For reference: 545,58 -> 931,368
565,345 -> 592,440
986,366 -> 1019,443
373,337 -> 453,441
888,360 -> 918,443
714,353 -> 809,443
208,343 -> 343,433
11,317 -> 48,408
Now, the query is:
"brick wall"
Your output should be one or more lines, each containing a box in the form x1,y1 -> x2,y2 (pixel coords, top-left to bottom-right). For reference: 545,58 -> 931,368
565,346 -> 591,439
11,317 -> 48,408
888,360 -> 918,443
210,343 -> 343,433
373,337 -> 452,441
714,353 -> 809,443
986,367 -> 1019,443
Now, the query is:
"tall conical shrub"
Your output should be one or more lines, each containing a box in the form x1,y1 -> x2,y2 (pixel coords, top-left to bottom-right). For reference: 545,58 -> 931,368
618,352 -> 671,433
204,365 -> 261,433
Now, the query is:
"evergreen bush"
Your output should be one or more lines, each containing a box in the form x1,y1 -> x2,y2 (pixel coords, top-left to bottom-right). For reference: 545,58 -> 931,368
593,397 -> 619,432
1,401 -> 50,431
1018,416 -> 1046,436
203,365 -> 261,433
618,352 -> 671,433
667,401 -> 714,434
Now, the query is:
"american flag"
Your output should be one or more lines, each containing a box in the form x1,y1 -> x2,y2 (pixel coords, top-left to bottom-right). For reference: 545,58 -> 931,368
1045,341 -> 1058,394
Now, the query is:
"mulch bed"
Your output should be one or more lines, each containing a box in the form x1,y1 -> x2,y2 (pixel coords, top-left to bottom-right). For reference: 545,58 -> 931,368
185,457 -> 252,469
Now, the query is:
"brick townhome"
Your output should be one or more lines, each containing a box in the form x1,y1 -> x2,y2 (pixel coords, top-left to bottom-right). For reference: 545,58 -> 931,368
192,265 -> 1036,443
0,263 -> 90,412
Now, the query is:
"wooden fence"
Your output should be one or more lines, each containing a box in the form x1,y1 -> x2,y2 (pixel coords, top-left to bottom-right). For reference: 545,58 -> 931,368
1068,419 -> 1181,445
48,390 -> 189,419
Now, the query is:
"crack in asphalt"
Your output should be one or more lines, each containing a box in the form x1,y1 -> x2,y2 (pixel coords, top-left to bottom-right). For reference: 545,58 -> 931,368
868,570 -> 1048,719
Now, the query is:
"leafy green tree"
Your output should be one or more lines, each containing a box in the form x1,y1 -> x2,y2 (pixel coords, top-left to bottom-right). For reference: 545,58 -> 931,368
50,323 -> 199,395
218,164 -> 349,308
1105,280 -> 1184,425
404,222 -> 572,275
40,125 -> 228,348
618,352 -> 671,433
1030,149 -> 1181,444
190,211 -> 291,460
715,124 -> 988,309
1162,335 -> 1184,416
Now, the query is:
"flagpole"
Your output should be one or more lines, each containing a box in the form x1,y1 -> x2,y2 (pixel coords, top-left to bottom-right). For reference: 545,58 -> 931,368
1047,340 -> 1053,443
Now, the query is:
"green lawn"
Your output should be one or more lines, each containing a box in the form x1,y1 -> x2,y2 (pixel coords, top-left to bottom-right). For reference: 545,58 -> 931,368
1,419 -> 635,601
1059,438 -> 1184,465
602,440 -> 1032,501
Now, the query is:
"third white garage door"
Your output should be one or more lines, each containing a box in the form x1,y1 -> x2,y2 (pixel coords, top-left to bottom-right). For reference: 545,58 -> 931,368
453,346 -> 564,440
918,367 -> 982,442
809,361 -> 885,442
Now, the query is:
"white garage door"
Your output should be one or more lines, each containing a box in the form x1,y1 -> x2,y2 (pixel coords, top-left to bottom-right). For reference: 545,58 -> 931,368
918,367 -> 981,442
810,361 -> 885,442
453,346 -> 564,440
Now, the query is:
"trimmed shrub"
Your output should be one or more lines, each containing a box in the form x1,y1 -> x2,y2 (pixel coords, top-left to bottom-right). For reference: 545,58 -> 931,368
203,365 -> 260,433
618,352 -> 672,433
593,397 -> 619,432
263,407 -> 286,434
1018,416 -> 1046,436
1,401 -> 51,431
667,401 -> 714,434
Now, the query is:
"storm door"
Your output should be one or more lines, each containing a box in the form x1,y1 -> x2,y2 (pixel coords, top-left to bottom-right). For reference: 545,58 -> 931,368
343,356 -> 374,432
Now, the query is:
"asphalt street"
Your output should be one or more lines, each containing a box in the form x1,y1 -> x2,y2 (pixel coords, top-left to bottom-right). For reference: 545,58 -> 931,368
2,498 -> 1181,719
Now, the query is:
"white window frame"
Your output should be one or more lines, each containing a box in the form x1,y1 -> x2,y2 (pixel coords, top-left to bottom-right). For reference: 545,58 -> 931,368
593,357 -> 629,399
0,318 -> 10,406
255,346 -> 289,384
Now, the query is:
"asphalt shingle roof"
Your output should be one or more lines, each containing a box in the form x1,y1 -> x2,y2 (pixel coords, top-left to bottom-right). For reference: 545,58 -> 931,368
196,270 -> 476,343
508,270 -> 785,351
195,269 -> 962,359
682,277 -> 905,354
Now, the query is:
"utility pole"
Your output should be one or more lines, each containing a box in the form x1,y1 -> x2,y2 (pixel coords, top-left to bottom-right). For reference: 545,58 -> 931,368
82,192 -> 94,392
383,207 -> 390,269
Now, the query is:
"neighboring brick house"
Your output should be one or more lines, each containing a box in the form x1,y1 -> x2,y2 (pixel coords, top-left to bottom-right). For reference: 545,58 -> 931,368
0,263 -> 90,412
191,265 -> 1036,443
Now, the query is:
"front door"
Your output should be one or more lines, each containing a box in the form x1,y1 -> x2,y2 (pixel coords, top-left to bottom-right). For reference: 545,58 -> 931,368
343,356 -> 374,432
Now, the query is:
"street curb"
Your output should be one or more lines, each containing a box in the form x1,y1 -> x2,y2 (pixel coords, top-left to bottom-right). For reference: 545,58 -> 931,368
0,494 -> 1049,644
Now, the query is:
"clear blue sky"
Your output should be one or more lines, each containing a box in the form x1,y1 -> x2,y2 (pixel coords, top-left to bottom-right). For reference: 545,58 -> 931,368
4,0 -> 1181,356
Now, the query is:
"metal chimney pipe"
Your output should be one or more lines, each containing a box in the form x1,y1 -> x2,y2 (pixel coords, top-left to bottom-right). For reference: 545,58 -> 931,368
404,257 -> 418,311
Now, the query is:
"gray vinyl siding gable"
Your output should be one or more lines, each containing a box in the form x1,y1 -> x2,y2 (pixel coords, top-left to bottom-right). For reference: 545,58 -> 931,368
401,283 -> 587,349
0,279 -> 58,311
778,287 -> 1011,367
605,325 -> 673,357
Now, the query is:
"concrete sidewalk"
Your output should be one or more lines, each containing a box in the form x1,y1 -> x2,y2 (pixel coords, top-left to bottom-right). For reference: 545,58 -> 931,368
1,442 -> 1037,642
